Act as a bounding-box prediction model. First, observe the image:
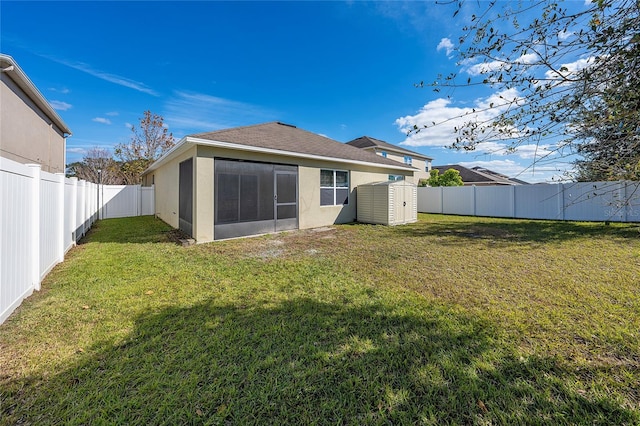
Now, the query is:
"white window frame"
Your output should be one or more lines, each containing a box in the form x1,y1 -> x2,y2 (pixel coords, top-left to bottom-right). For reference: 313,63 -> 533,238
403,155 -> 412,165
320,169 -> 350,206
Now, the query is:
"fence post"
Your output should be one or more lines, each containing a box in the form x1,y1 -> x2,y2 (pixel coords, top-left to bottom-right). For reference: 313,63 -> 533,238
560,183 -> 566,221
69,178 -> 78,242
473,185 -> 477,216
79,180 -> 86,239
26,164 -> 41,291
55,173 -> 65,263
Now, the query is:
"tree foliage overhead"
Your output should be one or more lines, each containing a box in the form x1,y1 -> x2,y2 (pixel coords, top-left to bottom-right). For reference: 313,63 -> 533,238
421,0 -> 640,181
114,110 -> 175,184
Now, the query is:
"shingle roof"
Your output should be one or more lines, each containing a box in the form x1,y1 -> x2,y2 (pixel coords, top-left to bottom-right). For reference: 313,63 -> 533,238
346,136 -> 433,160
191,122 -> 414,169
433,165 -> 526,185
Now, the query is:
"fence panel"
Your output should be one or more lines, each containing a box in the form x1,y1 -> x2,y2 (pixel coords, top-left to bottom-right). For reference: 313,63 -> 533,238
418,181 -> 639,223
64,178 -> 77,253
514,184 -> 563,220
417,187 -> 442,213
0,158 -> 35,323
443,186 -> 475,215
476,186 -> 514,218
625,182 -> 640,222
141,186 -> 155,216
101,185 -> 140,219
1,156 -> 156,324
39,172 -> 63,279
563,182 -> 624,222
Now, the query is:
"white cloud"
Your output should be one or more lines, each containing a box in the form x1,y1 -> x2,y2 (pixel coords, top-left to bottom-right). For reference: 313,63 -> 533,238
105,111 -> 119,116
42,54 -> 159,96
49,87 -> 70,94
544,56 -> 595,80
92,117 -> 112,125
465,51 -> 539,76
66,147 -> 86,154
558,30 -> 573,41
164,90 -> 276,133
437,38 -> 455,57
395,88 -> 525,154
124,122 -> 133,129
50,100 -> 72,111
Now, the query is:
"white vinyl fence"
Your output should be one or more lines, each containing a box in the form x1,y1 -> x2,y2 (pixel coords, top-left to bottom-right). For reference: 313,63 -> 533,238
418,181 -> 640,222
1,157 -> 154,324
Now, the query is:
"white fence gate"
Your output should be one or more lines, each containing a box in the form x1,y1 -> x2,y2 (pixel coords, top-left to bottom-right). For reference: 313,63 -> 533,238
418,181 -> 640,222
1,157 -> 155,324
100,185 -> 155,219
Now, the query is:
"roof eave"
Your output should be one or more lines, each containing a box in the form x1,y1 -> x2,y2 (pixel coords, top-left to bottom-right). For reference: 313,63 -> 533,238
0,54 -> 72,135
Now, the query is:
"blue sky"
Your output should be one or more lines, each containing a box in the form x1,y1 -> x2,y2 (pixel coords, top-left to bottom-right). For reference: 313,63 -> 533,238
2,1 -> 590,182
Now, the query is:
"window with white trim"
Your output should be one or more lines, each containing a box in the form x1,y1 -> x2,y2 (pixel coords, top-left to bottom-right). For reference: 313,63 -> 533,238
403,155 -> 412,165
380,151 -> 387,158
320,169 -> 349,206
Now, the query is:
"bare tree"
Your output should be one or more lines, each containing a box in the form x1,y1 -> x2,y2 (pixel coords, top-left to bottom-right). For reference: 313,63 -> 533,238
66,147 -> 123,184
114,110 -> 175,184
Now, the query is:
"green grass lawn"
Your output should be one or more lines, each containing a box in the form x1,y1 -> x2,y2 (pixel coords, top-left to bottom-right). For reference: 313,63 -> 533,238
1,214 -> 639,425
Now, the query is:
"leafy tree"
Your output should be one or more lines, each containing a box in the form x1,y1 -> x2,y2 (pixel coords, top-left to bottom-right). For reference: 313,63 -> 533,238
66,147 -> 123,184
415,0 -> 640,182
427,168 -> 464,187
114,111 -> 175,184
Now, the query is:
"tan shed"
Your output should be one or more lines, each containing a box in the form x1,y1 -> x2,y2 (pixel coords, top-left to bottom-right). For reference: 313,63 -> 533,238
357,180 -> 417,225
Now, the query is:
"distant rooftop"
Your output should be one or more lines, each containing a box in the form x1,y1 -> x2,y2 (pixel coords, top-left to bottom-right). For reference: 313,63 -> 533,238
433,165 -> 528,186
346,136 -> 433,160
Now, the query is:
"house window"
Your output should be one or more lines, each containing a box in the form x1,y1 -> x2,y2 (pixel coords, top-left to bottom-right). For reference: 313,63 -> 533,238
404,155 -> 412,165
320,169 -> 349,206
388,175 -> 405,181
380,151 -> 387,158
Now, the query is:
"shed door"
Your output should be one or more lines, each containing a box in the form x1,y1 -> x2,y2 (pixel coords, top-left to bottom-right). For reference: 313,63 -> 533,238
393,185 -> 406,224
179,158 -> 193,236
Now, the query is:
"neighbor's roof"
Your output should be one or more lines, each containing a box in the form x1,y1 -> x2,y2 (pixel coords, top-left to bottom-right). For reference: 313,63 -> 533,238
433,165 -> 527,185
346,136 -> 433,160
0,54 -> 72,135
146,122 -> 416,173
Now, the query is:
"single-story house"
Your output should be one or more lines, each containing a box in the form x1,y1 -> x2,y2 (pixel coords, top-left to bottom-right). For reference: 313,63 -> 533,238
432,165 -> 529,186
346,136 -> 432,182
0,54 -> 72,173
143,122 -> 416,242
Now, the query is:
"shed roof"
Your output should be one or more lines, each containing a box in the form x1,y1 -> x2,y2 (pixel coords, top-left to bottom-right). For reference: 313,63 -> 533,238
0,54 -> 72,135
147,122 -> 416,173
347,136 -> 432,160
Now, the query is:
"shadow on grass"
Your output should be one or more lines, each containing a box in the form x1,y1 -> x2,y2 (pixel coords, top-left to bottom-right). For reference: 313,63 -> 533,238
392,215 -> 639,244
3,298 -> 636,425
79,216 -> 175,245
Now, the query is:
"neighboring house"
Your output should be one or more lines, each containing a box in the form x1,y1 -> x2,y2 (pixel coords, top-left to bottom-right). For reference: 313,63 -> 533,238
432,165 -> 529,186
346,136 -> 432,182
0,54 -> 71,173
142,122 -> 416,242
